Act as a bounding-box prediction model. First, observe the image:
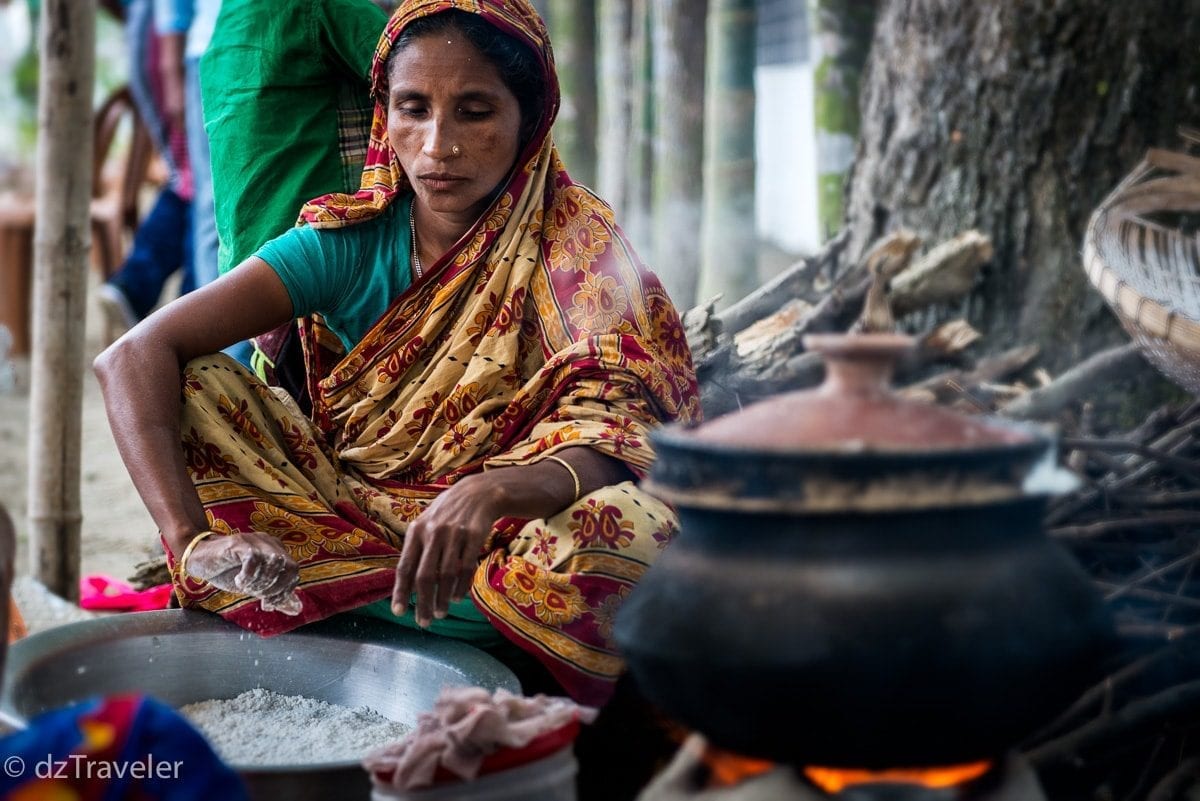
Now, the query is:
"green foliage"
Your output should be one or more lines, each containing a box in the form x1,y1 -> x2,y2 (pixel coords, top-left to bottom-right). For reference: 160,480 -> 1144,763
13,47 -> 37,105
818,173 -> 844,241
813,57 -> 861,135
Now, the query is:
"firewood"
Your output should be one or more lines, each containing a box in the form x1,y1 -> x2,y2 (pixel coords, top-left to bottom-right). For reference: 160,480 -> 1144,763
1028,677 -> 1200,767
917,320 -> 981,359
128,555 -> 171,591
1105,550 -> 1200,603
1146,756 -> 1200,801
1047,414 -> 1200,525
733,299 -> 814,364
1051,513 -> 1200,537
715,230 -> 849,338
695,230 -> 999,418
1002,343 -> 1146,421
1060,438 -> 1200,480
897,345 -> 1040,406
889,230 -> 993,316
851,229 -> 921,333
682,296 -> 724,369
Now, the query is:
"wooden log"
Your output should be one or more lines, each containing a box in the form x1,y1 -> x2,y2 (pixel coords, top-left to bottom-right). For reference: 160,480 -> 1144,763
890,229 -> 992,316
1028,678 -> 1200,767
1002,343 -> 1145,421
694,230 -> 1002,417
851,228 -> 920,333
1051,513 -> 1200,540
917,320 -> 981,360
28,0 -> 95,601
682,296 -> 725,368
1105,549 -> 1200,602
898,345 -> 1040,406
1092,582 -> 1200,609
1146,756 -> 1200,801
715,229 -> 848,336
128,555 -> 172,592
1060,438 -> 1200,480
1047,417 -> 1200,526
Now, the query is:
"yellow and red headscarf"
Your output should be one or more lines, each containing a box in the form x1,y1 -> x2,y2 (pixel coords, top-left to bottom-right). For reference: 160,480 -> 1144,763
299,0 -> 559,229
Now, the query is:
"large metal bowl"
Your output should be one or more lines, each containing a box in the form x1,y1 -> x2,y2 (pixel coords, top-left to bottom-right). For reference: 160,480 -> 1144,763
0,610 -> 519,800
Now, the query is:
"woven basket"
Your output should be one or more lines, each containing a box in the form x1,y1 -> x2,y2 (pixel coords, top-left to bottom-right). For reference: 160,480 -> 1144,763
1084,148 -> 1200,393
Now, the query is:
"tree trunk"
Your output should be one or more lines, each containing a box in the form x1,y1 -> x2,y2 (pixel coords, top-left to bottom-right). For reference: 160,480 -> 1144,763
844,0 -> 1200,370
811,0 -> 876,241
651,0 -> 708,308
549,0 -> 598,187
624,0 -> 655,256
29,0 -> 94,600
698,0 -> 757,309
596,0 -> 632,216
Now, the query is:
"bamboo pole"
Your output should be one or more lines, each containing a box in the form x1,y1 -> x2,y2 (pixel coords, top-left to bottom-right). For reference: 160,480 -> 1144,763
28,0 -> 95,600
698,0 -> 757,309
811,0 -> 875,241
549,0 -> 598,187
651,0 -> 708,308
625,0 -> 654,256
596,0 -> 633,216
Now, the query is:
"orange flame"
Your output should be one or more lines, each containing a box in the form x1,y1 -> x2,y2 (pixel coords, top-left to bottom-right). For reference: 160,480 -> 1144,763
701,745 -> 775,788
804,761 -> 994,794
7,596 -> 26,643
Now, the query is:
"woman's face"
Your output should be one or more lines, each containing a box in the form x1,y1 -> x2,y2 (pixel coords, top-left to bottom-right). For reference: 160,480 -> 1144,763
388,29 -> 524,224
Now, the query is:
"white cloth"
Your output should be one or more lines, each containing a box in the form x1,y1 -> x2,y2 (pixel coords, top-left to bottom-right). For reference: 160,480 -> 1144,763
363,688 -> 597,791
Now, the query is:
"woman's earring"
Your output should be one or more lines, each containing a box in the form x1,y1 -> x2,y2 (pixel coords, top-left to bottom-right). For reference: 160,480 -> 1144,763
451,145 -> 462,156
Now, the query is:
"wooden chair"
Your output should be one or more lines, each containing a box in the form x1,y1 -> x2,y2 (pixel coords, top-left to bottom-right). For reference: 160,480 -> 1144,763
89,85 -> 157,281
0,86 -> 158,352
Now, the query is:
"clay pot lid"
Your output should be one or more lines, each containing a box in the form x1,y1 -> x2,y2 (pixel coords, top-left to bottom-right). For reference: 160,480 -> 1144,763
688,333 -> 1033,452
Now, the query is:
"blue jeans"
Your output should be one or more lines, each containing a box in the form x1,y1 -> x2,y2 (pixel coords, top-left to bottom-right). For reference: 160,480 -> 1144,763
186,56 -> 219,288
109,187 -> 193,320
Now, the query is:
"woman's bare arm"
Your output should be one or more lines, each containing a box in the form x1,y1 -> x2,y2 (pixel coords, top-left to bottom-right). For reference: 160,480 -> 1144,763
93,257 -> 294,556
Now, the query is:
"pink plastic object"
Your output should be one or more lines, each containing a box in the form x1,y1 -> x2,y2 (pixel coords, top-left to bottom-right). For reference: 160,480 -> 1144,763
79,574 -> 172,612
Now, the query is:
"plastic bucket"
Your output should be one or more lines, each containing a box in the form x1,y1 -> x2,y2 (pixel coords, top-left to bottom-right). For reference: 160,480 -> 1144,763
370,746 -> 577,801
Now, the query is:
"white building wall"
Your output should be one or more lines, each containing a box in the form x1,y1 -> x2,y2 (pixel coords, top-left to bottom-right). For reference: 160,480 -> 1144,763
755,61 -> 819,257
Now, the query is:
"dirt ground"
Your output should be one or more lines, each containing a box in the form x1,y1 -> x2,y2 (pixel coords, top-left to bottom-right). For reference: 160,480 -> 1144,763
1,274 -> 159,591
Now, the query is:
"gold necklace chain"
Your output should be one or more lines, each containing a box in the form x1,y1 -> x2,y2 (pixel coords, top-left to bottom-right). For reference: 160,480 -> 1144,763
409,201 -> 423,280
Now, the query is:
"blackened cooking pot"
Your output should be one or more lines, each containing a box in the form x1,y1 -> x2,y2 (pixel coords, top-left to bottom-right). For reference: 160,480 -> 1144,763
614,334 -> 1115,768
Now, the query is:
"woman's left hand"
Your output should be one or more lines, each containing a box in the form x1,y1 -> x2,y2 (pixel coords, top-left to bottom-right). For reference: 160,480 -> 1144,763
391,473 -> 509,628
391,449 -> 632,627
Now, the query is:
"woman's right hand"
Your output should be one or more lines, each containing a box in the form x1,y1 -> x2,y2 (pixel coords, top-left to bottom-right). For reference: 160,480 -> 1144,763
182,532 -> 303,615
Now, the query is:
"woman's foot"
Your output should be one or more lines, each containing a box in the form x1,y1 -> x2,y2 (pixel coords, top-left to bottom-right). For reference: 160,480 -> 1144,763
96,282 -> 140,332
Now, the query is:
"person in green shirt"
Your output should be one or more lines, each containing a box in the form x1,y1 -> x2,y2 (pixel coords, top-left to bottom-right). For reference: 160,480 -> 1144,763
200,0 -> 388,276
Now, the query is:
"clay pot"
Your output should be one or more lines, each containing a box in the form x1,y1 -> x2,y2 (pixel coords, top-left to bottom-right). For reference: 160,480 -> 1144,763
615,334 -> 1115,768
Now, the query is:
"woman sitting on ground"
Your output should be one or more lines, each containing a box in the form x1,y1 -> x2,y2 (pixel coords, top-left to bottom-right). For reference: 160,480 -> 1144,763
95,0 -> 699,705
